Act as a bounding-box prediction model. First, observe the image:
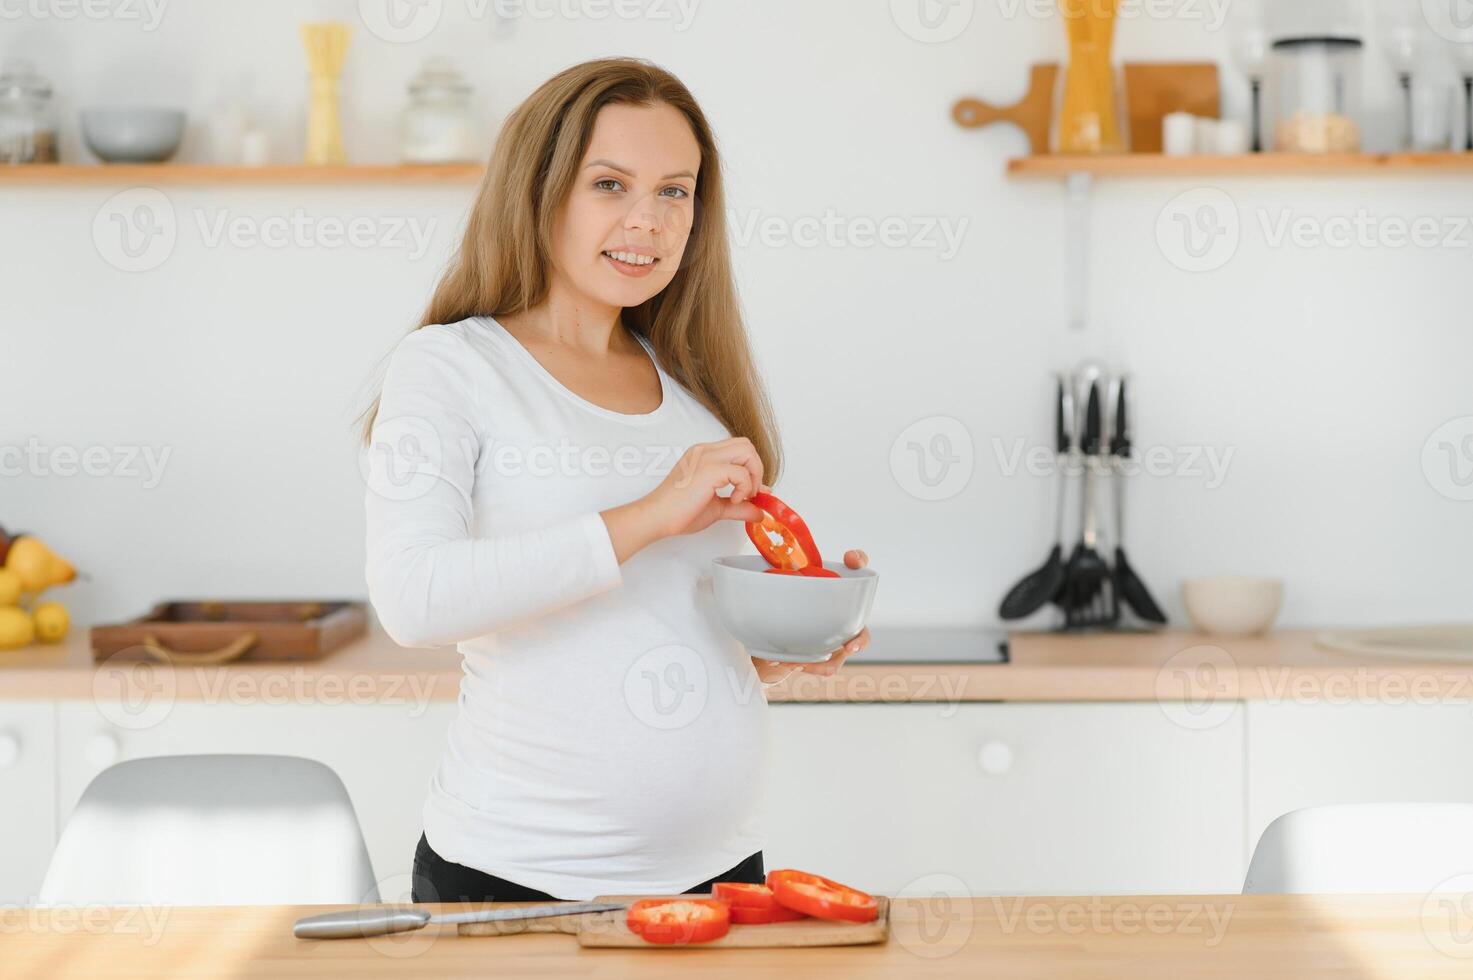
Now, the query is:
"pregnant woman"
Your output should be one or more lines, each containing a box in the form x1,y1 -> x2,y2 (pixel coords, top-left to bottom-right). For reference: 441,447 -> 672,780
359,58 -> 871,904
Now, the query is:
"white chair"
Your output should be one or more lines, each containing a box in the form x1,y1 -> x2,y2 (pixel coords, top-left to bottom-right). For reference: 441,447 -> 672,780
39,754 -> 379,906
1244,803 -> 1473,894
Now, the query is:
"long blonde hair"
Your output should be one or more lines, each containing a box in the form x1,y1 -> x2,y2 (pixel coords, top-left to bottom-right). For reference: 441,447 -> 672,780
357,57 -> 781,484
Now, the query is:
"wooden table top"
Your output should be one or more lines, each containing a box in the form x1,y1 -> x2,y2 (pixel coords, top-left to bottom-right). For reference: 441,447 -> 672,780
4,620 -> 1469,704
8,894 -> 1473,979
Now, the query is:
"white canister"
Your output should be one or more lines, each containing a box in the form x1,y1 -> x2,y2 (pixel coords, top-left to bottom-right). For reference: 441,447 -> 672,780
1162,111 -> 1196,156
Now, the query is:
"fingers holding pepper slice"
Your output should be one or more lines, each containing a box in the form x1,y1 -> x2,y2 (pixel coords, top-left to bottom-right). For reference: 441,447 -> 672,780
626,898 -> 730,944
766,869 -> 878,923
745,492 -> 825,572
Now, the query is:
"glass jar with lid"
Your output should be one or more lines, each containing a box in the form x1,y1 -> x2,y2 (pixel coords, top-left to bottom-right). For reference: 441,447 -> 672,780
1270,36 -> 1363,153
0,59 -> 58,164
400,57 -> 477,164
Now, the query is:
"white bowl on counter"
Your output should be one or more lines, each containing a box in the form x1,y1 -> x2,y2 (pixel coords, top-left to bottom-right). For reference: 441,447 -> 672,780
1182,576 -> 1284,637
711,556 -> 878,664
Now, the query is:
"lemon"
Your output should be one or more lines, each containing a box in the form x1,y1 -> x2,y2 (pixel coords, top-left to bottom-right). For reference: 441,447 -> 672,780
0,568 -> 21,607
0,607 -> 35,650
33,602 -> 69,644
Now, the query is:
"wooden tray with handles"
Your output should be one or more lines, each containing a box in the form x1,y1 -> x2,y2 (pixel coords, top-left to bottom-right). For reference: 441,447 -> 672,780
459,894 -> 890,948
90,600 -> 367,665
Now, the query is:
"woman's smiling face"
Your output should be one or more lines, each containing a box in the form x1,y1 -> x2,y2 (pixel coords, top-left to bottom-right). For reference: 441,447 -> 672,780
551,101 -> 701,311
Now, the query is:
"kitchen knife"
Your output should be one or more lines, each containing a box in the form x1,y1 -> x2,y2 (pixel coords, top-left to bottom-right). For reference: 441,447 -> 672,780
293,901 -> 627,939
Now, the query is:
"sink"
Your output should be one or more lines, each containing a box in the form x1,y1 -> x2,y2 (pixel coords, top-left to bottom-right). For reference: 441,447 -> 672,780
1315,624 -> 1473,662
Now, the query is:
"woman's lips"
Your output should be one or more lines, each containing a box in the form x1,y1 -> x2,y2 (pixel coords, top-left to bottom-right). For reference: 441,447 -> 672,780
602,250 -> 659,278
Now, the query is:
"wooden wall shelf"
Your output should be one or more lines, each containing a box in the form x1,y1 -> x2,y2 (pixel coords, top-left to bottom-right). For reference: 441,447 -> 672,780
0,164 -> 485,185
1009,152 -> 1473,178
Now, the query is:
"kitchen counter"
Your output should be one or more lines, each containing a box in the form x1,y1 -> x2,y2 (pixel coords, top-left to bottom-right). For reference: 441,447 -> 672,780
6,894 -> 1469,978
3,622 -> 1471,703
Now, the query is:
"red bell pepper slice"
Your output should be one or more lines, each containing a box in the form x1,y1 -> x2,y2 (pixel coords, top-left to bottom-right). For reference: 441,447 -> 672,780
766,869 -> 878,923
712,882 -> 808,923
627,898 -> 730,944
745,492 -> 824,571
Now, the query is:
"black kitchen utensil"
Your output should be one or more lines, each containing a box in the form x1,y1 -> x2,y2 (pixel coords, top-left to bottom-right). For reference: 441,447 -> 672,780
1109,377 -> 1166,624
1061,379 -> 1118,629
999,376 -> 1072,620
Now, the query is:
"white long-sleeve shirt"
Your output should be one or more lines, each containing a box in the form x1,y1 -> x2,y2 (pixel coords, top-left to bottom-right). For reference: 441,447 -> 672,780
362,315 -> 770,899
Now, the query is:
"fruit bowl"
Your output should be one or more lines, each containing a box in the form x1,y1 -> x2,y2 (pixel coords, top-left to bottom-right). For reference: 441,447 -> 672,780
711,556 -> 878,664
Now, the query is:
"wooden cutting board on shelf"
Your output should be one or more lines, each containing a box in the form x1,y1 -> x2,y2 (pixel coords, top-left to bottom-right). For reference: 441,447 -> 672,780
459,895 -> 890,948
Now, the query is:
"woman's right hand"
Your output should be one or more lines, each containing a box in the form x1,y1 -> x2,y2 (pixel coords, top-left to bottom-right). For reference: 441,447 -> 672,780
601,437 -> 766,563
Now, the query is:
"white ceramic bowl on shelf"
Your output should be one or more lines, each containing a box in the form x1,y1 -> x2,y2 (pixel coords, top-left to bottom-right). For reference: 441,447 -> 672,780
1182,576 -> 1284,637
711,556 -> 878,663
81,107 -> 186,163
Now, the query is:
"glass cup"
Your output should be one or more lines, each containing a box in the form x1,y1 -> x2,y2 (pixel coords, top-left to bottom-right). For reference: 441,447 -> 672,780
1410,81 -> 1453,152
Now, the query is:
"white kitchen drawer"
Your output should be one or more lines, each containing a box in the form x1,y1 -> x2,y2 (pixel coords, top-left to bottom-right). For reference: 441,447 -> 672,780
0,701 -> 58,905
56,701 -> 456,895
1247,700 -> 1473,852
764,702 -> 1246,897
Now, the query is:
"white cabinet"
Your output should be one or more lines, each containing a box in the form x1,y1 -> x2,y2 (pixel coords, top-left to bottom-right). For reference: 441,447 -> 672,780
0,702 -> 57,905
763,703 -> 1247,897
1247,701 -> 1473,852
56,701 -> 456,894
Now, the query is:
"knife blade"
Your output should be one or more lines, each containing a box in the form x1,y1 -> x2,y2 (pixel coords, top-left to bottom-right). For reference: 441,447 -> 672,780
293,900 -> 627,939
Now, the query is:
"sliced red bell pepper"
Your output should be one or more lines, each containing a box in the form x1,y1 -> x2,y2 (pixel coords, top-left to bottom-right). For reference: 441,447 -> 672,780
627,898 -> 730,944
745,492 -> 824,571
712,882 -> 807,923
766,869 -> 878,923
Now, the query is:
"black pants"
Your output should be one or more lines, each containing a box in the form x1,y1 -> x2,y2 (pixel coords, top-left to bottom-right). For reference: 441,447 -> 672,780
411,832 -> 765,903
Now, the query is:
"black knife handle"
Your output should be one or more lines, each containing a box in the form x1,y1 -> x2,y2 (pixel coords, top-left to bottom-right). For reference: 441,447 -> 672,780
1082,381 -> 1102,455
1055,377 -> 1069,454
1110,377 -> 1131,458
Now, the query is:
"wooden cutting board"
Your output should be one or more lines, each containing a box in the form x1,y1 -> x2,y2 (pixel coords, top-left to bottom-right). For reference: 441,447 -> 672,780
459,894 -> 890,948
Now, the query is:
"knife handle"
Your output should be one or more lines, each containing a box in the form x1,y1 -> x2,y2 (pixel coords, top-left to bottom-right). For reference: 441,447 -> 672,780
1081,380 -> 1102,456
1110,376 -> 1131,458
294,907 -> 431,940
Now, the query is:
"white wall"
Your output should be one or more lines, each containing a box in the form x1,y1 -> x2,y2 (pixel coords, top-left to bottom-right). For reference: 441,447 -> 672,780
3,0 -> 1470,632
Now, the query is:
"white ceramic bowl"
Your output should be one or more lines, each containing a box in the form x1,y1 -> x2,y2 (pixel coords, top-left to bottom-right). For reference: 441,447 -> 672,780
711,556 -> 878,663
1182,576 -> 1284,637
81,107 -> 186,163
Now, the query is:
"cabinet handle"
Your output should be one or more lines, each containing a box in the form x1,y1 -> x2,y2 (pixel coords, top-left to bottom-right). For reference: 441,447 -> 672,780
0,732 -> 19,769
85,733 -> 121,769
977,740 -> 1014,776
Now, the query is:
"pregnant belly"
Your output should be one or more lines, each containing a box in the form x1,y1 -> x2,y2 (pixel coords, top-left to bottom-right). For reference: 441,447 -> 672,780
448,653 -> 770,845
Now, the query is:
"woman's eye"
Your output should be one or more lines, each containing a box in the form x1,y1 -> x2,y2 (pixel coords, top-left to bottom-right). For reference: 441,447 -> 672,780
660,186 -> 690,200
594,178 -> 623,192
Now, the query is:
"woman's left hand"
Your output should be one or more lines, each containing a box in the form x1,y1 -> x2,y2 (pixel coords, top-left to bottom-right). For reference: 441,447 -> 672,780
751,549 -> 871,684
